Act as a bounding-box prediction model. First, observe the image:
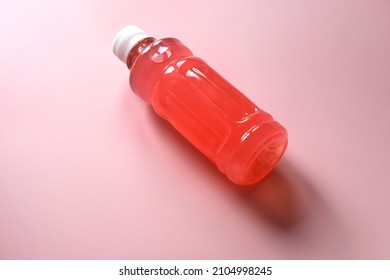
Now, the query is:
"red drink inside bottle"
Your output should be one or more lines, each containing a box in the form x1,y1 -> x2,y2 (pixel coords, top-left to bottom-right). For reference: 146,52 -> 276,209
113,26 -> 288,185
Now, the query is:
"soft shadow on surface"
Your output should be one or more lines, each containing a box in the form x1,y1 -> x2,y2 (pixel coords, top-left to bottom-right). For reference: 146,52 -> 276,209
237,161 -> 306,230
143,106 -> 319,230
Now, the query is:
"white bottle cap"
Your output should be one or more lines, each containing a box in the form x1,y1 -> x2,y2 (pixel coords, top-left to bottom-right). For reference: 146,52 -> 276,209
112,25 -> 149,64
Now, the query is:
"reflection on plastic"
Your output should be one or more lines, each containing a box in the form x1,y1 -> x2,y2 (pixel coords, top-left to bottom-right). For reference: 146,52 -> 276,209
113,26 -> 288,185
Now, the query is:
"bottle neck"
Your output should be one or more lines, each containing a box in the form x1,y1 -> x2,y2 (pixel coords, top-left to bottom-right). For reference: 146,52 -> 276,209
126,37 -> 156,70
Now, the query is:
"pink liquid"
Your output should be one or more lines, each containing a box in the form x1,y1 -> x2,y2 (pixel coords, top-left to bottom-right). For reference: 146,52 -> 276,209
127,37 -> 287,185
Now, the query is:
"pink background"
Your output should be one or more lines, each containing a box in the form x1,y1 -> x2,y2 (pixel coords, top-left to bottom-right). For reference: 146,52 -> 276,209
1,0 -> 390,259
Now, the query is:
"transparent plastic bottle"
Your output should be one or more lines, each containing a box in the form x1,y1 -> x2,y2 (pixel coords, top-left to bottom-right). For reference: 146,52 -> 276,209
113,25 -> 288,185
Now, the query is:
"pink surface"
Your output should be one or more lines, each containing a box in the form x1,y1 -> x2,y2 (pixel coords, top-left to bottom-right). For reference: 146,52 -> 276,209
1,0 -> 390,259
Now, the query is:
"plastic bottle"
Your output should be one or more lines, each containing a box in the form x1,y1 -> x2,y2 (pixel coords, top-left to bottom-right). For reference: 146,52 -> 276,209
112,25 -> 288,185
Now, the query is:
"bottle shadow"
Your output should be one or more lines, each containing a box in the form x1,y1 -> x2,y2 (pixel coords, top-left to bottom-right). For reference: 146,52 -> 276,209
144,106 -> 318,231
236,162 -> 306,230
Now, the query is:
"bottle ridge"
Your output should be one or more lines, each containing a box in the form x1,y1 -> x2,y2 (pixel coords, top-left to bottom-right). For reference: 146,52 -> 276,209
113,25 -> 288,185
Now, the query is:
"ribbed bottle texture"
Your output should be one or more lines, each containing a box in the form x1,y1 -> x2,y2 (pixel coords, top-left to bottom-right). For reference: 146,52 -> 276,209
113,26 -> 288,185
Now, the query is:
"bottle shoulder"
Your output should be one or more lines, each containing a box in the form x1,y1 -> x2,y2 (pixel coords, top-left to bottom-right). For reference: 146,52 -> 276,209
129,37 -> 194,103
145,37 -> 193,61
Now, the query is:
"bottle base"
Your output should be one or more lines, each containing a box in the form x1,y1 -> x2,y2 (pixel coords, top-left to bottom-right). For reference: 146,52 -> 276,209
225,121 -> 288,186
